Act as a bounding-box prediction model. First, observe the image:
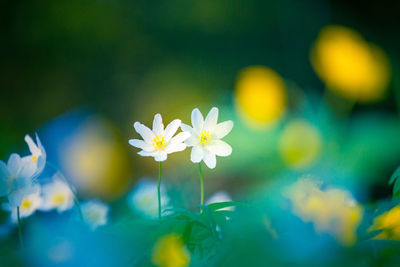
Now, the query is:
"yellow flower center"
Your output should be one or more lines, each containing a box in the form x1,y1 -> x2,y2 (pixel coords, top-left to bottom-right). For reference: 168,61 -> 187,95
199,131 -> 212,145
32,155 -> 38,163
152,135 -> 167,150
21,199 -> 32,210
51,193 -> 66,205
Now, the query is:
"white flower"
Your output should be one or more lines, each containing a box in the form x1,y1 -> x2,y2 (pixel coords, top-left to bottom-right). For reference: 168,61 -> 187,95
22,134 -> 46,178
181,107 -> 233,169
205,191 -> 234,211
2,185 -> 42,223
0,153 -> 38,206
127,178 -> 171,219
129,114 -> 191,162
40,173 -> 74,213
0,134 -> 46,206
81,200 -> 109,230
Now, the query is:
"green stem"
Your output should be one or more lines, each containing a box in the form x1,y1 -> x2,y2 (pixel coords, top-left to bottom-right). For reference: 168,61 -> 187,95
17,206 -> 24,249
158,161 -> 162,221
46,162 -> 84,222
198,163 -> 204,212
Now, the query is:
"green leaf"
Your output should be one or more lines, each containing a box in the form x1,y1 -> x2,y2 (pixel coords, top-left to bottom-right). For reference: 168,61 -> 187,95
204,201 -> 247,212
389,166 -> 400,185
393,180 -> 400,201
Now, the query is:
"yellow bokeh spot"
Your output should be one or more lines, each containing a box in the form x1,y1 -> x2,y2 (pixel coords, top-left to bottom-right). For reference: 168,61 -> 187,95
235,66 -> 287,128
311,25 -> 391,102
62,118 -> 133,200
369,205 -> 400,240
198,131 -> 212,145
51,192 -> 66,206
284,177 -> 363,246
152,135 -> 167,150
32,155 -> 38,163
152,234 -> 190,267
21,199 -> 32,210
278,119 -> 322,169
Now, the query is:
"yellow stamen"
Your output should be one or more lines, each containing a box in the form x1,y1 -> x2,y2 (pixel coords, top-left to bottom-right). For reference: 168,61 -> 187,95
21,199 -> 32,210
199,131 -> 212,145
51,193 -> 66,205
152,135 -> 167,150
32,155 -> 38,163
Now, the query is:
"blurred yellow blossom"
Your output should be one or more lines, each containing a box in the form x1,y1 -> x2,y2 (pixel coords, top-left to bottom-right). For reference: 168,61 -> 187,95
152,234 -> 190,267
235,66 -> 287,128
311,25 -> 391,102
61,118 -> 132,200
284,177 -> 363,246
278,119 -> 322,169
369,205 -> 400,240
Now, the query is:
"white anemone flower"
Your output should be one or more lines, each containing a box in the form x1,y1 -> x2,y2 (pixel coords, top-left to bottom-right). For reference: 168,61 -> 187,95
181,107 -> 233,169
40,173 -> 74,213
3,185 -> 42,223
0,153 -> 38,206
127,178 -> 171,219
81,200 -> 109,231
129,114 -> 190,161
22,134 -> 46,178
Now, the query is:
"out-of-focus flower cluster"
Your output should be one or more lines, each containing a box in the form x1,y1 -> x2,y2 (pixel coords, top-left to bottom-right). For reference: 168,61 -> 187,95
284,177 -> 363,246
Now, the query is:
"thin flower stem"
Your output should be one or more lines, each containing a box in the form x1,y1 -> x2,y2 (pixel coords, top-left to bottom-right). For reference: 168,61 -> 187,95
158,161 -> 162,221
198,163 -> 204,212
17,206 -> 24,249
46,162 -> 84,222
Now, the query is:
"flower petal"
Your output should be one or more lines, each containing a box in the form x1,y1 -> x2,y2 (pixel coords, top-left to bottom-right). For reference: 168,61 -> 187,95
35,133 -> 46,158
191,146 -> 204,163
185,136 -> 198,147
191,108 -> 204,132
138,151 -> 155,157
165,143 -> 187,154
129,139 -> 154,152
0,160 -> 9,177
180,123 -> 193,133
25,134 -> 40,155
169,132 -> 191,145
164,119 -> 181,142
152,114 -> 164,136
204,107 -> 219,130
8,190 -> 24,207
213,121 -> 234,139
207,140 -> 232,157
155,153 -> 167,162
203,152 -> 216,169
7,154 -> 21,176
19,160 -> 36,178
134,122 -> 155,143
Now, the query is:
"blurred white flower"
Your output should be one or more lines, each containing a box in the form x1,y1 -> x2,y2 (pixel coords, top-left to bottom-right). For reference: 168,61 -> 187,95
40,173 -> 74,213
128,178 -> 171,219
181,107 -> 233,169
205,191 -> 234,211
0,153 -> 38,206
22,134 -> 46,178
129,114 -> 190,162
81,200 -> 109,230
2,185 -> 42,223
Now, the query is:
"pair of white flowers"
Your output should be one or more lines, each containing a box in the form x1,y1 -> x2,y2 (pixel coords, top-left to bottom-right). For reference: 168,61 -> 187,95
129,107 -> 234,169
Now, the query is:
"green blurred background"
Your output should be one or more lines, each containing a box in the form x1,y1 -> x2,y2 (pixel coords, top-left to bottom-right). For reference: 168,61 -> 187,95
1,0 -> 400,202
